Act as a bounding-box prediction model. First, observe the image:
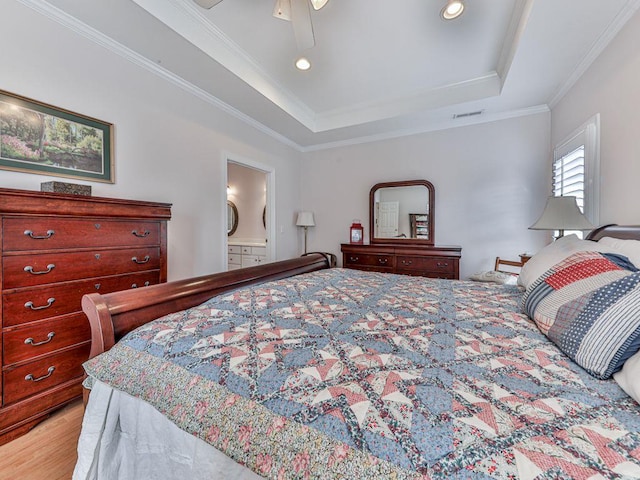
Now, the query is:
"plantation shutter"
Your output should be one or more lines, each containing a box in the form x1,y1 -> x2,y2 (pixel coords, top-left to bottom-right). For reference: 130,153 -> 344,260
553,145 -> 585,212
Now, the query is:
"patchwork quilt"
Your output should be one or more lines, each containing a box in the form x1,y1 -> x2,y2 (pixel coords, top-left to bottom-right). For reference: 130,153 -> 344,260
84,268 -> 640,479
522,251 -> 640,379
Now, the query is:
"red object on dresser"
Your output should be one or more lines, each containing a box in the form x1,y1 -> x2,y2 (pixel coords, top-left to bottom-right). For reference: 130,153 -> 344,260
349,220 -> 364,244
0,188 -> 171,444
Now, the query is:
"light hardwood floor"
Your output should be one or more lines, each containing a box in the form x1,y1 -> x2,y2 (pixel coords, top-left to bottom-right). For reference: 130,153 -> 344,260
0,400 -> 83,480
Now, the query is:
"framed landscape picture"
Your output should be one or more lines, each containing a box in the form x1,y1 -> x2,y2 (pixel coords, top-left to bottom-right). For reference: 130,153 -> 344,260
0,89 -> 113,183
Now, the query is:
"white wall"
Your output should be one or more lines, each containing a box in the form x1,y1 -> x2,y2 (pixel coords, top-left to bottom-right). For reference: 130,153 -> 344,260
300,113 -> 551,278
1,1 -> 303,280
551,10 -> 640,225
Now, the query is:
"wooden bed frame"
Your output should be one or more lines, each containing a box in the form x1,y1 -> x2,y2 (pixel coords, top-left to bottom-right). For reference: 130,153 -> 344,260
82,226 -> 640,360
82,253 -> 332,360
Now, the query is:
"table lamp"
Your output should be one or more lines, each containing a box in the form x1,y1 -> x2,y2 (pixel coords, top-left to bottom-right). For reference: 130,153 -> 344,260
529,196 -> 593,239
296,211 -> 315,254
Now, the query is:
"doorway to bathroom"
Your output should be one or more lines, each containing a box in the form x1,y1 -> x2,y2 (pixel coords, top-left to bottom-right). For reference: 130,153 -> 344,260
225,157 -> 275,271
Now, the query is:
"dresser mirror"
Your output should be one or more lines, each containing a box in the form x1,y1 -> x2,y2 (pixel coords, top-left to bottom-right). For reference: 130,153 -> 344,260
369,180 -> 435,245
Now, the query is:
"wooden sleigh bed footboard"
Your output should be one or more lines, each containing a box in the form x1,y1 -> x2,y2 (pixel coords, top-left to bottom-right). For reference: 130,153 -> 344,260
81,253 -> 332,360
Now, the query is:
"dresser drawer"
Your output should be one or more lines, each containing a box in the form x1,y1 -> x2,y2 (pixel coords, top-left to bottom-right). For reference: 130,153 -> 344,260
2,271 -> 160,326
240,246 -> 266,255
228,245 -> 241,254
3,248 -> 161,289
2,342 -> 90,405
3,313 -> 91,365
250,246 -> 266,256
228,254 -> 241,265
344,253 -> 393,269
396,256 -> 455,274
3,218 -> 160,252
241,255 -> 265,267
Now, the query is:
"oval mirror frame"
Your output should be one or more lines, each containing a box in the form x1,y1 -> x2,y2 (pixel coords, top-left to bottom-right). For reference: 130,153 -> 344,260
227,200 -> 238,236
369,179 -> 435,245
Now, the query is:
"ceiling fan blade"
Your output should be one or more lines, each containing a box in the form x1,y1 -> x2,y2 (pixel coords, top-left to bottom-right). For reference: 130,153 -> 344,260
309,0 -> 329,10
193,0 -> 224,9
290,0 -> 315,50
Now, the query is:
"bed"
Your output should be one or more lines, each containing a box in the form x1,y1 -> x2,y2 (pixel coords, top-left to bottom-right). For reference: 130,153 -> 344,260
73,228 -> 640,479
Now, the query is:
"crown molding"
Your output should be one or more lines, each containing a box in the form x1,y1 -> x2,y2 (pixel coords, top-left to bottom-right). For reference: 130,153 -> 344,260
129,0 -> 520,133
14,0 -> 554,153
496,0 -> 534,89
548,0 -> 640,108
16,0 -> 302,151
314,73 -> 502,132
301,105 -> 551,153
132,0 -> 318,130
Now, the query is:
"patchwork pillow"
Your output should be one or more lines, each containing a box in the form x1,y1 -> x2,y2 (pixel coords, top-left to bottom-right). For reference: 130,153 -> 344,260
518,234 -> 614,289
522,251 -> 640,379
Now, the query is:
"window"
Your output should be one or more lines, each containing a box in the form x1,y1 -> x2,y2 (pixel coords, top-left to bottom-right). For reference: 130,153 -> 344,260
552,114 -> 600,236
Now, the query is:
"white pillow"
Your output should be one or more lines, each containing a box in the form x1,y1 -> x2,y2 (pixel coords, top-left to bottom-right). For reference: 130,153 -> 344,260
614,349 -> 640,404
598,237 -> 640,268
469,270 -> 517,285
518,234 -> 614,289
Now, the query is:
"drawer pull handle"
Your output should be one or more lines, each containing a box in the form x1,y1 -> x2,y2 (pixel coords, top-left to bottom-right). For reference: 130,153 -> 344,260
378,258 -> 388,264
24,332 -> 55,346
25,366 -> 55,382
24,229 -> 55,240
24,264 -> 55,275
132,230 -> 150,238
24,298 -> 55,310
437,262 -> 449,268
402,260 -> 413,266
349,256 -> 359,262
131,281 -> 150,288
132,255 -> 150,264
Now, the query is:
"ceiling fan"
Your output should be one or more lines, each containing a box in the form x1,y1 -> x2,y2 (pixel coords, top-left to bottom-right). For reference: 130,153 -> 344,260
193,0 -> 329,51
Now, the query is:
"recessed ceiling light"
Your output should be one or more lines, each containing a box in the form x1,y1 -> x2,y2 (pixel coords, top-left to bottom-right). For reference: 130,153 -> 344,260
295,57 -> 311,71
441,0 -> 465,20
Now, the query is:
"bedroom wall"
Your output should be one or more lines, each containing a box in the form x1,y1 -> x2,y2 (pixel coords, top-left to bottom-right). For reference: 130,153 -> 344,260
551,9 -> 640,225
0,1 -> 303,281
300,113 -> 552,279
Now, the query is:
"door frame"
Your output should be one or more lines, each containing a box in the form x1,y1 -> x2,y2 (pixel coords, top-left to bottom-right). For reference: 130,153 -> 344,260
222,152 -> 276,270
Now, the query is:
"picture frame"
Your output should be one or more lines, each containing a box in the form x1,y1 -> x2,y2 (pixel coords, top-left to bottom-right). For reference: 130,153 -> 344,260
0,89 -> 113,183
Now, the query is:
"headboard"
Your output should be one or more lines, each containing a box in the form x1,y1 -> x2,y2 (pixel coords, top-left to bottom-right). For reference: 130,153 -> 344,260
586,224 -> 640,241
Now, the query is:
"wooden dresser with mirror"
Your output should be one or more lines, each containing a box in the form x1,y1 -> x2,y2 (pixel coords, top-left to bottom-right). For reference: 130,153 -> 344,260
341,179 -> 461,279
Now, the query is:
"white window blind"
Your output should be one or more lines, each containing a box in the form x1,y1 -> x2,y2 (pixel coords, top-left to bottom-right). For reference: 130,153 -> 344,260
553,145 -> 585,211
552,114 -> 600,238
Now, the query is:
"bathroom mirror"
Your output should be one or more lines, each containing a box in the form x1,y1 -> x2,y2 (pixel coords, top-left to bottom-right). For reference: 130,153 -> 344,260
369,179 -> 435,245
227,200 -> 238,236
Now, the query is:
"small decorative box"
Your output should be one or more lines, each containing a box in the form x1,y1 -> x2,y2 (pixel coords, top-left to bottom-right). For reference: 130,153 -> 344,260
40,181 -> 91,196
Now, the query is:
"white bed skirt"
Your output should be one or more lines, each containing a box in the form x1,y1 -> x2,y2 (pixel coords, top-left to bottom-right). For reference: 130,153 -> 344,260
73,380 -> 264,480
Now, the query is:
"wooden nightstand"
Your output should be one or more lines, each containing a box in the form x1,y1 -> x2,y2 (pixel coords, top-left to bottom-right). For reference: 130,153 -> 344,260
519,254 -> 532,264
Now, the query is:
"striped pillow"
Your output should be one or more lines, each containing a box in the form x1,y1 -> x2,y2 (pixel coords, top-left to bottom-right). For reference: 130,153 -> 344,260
522,251 -> 640,379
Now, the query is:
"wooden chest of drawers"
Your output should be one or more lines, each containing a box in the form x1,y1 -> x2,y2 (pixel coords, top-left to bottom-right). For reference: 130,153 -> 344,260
341,243 -> 461,279
0,188 -> 171,444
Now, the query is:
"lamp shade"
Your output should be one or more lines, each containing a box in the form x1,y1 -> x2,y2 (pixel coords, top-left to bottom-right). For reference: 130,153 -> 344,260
296,211 -> 315,227
529,196 -> 594,231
